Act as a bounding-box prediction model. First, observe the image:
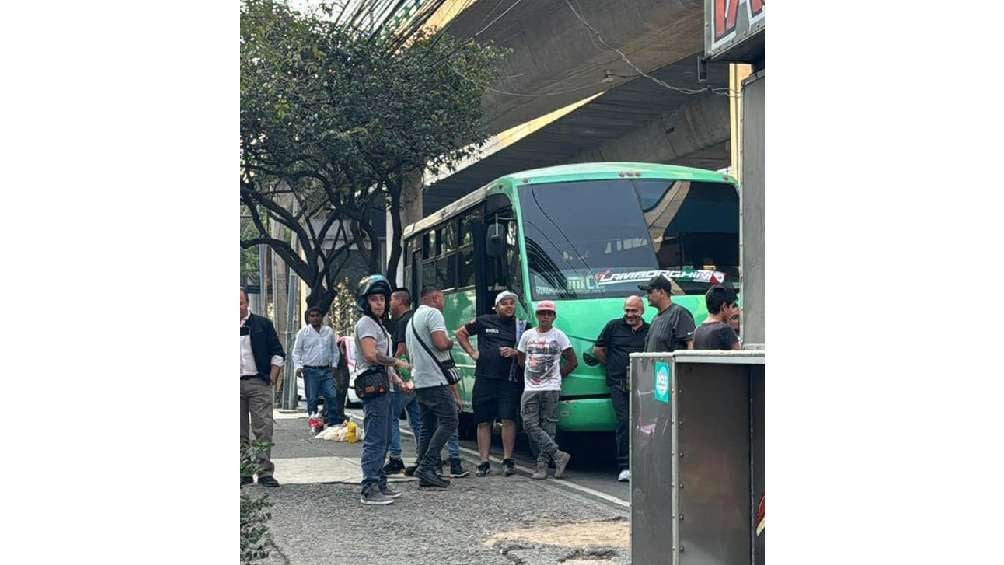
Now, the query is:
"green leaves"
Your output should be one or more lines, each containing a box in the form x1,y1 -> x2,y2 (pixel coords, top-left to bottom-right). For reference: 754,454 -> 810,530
240,440 -> 274,564
241,0 -> 504,299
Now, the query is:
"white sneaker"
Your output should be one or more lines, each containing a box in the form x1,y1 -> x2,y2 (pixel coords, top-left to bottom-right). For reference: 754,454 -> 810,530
618,469 -> 631,482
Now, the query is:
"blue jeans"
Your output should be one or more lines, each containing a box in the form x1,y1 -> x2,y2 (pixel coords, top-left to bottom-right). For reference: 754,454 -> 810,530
389,391 -> 422,460
360,392 -> 393,493
304,367 -> 341,426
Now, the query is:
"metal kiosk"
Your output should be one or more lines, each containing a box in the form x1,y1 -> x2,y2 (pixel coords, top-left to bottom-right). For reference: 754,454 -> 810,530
630,350 -> 765,565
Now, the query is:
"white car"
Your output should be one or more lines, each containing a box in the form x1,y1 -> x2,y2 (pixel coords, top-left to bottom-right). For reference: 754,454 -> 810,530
295,335 -> 362,408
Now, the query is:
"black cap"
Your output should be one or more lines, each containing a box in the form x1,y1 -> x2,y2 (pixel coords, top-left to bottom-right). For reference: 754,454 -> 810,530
638,274 -> 673,292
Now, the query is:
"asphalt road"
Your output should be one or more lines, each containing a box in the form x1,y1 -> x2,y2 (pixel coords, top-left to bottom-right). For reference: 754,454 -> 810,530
252,411 -> 632,565
342,407 -> 631,506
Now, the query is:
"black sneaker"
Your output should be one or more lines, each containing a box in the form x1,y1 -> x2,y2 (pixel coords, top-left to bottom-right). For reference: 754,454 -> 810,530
241,475 -> 254,487
415,466 -> 451,488
503,459 -> 516,477
360,489 -> 394,505
379,485 -> 403,499
475,461 -> 491,477
449,458 -> 470,478
384,457 -> 405,475
403,465 -> 417,477
257,476 -> 280,488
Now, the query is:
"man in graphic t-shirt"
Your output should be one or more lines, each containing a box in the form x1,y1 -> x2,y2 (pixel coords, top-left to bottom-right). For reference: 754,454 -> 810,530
516,301 -> 577,480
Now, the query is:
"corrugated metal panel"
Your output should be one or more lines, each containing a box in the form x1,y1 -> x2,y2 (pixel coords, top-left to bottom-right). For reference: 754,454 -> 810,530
630,350 -> 765,564
740,72 -> 765,346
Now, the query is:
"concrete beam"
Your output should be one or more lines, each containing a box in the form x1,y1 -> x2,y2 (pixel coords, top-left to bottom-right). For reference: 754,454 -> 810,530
568,91 -> 732,169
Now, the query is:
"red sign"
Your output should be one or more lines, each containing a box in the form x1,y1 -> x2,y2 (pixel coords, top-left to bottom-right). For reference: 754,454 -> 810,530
712,0 -> 764,43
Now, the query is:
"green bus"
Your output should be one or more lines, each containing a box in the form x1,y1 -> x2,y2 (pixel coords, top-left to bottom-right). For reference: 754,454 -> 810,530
401,162 -> 740,436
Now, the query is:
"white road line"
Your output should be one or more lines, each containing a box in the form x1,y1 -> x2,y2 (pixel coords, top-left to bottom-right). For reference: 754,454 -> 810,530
346,412 -> 631,509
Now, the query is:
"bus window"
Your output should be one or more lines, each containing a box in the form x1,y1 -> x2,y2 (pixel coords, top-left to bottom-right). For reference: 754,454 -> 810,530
484,211 -> 522,298
422,231 -> 434,260
519,179 -> 739,300
403,239 -> 412,287
422,260 -> 437,290
435,228 -> 446,257
457,211 -> 478,289
435,256 -> 449,288
442,223 -> 457,255
505,218 -> 523,297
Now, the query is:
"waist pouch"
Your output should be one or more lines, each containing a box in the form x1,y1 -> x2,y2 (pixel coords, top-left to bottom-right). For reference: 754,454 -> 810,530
354,366 -> 389,399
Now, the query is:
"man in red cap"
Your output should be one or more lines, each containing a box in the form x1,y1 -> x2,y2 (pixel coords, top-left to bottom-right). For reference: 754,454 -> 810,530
516,301 -> 577,480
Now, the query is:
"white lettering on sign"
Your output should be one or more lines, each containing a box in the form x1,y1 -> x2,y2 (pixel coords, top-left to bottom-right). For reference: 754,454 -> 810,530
593,269 -> 726,286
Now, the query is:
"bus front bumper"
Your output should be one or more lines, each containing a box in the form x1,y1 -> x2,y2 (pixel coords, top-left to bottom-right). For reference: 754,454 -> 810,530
556,397 -> 618,433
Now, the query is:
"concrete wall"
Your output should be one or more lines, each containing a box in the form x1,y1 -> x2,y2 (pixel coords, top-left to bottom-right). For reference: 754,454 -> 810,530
740,71 -> 765,346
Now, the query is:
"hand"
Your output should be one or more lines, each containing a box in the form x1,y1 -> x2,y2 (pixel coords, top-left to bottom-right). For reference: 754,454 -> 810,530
395,358 -> 412,370
454,394 -> 463,411
470,350 -> 480,362
499,347 -> 515,358
402,380 -> 415,392
295,368 -> 303,378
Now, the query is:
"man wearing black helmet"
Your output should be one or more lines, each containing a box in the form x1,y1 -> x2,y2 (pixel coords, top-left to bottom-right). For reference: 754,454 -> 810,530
354,275 -> 413,505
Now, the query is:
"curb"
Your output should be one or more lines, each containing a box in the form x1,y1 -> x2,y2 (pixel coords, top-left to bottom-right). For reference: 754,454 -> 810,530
347,413 -> 630,510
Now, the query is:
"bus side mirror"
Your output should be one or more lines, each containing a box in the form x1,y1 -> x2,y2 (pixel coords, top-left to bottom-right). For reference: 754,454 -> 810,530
486,222 -> 506,258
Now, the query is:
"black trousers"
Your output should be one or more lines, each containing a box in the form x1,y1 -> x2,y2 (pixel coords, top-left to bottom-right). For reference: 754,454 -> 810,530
415,385 -> 459,470
609,381 -> 630,471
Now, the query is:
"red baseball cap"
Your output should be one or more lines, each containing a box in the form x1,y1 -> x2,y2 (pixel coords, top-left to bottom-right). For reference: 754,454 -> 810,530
535,300 -> 557,314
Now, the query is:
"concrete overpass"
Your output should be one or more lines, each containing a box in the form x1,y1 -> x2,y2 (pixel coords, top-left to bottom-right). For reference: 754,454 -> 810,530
421,52 -> 731,214
413,0 -> 729,216
437,0 -> 709,137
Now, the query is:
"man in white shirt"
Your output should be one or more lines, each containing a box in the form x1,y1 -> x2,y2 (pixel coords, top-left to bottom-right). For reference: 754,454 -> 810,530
241,288 -> 285,488
517,301 -> 577,480
293,306 -> 342,431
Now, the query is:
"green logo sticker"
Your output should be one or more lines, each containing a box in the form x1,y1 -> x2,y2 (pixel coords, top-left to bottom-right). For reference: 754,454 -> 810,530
654,361 -> 671,404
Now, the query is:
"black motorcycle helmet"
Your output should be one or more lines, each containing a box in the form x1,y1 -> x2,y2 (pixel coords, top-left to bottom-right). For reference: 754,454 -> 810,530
356,274 -> 392,317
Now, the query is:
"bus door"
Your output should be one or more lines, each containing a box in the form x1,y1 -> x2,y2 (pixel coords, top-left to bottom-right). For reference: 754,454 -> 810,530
477,193 -> 523,316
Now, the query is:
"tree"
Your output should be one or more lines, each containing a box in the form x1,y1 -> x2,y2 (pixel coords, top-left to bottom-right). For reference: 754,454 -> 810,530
241,0 -> 503,310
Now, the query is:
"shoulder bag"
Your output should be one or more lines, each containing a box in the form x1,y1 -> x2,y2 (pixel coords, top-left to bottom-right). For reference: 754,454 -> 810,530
410,319 -> 461,385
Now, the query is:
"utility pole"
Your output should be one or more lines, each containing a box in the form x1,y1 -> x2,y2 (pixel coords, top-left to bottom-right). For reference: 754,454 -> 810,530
283,253 -> 299,410
256,243 -> 267,315
270,218 -> 289,404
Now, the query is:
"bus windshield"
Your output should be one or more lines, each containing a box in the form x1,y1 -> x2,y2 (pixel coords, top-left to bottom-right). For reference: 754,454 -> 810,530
519,179 -> 739,300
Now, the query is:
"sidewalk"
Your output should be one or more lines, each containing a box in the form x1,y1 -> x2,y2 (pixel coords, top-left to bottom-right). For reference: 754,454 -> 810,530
249,412 -> 631,565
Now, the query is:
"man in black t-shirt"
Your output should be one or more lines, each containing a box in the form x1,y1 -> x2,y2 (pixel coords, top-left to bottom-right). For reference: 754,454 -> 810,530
693,285 -> 741,351
456,290 -> 530,477
640,275 -> 696,353
594,295 -> 649,482
384,288 -> 421,475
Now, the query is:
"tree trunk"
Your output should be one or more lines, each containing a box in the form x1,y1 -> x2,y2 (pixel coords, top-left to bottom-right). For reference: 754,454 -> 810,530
386,170 -> 424,287
385,187 -> 404,287
306,286 -> 336,313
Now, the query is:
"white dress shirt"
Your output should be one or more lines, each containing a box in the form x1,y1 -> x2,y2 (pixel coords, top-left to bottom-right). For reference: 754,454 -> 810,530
292,324 -> 340,370
241,311 -> 284,377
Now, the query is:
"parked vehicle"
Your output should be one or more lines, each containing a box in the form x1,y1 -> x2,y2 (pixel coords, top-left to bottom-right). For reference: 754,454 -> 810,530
401,162 -> 740,437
